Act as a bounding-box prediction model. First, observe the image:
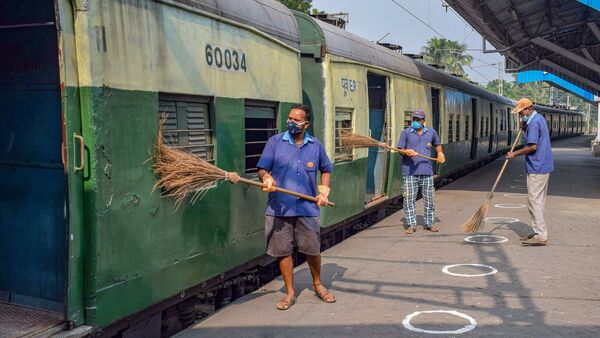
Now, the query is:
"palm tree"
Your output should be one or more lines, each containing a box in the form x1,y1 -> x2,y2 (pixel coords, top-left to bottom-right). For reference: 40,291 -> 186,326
421,38 -> 473,76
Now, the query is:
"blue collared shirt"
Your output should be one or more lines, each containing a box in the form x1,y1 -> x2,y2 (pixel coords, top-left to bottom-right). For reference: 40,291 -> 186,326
256,131 -> 333,217
397,127 -> 441,176
524,112 -> 554,174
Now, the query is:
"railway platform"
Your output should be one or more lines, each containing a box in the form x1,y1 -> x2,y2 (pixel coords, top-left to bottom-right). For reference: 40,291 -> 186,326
177,135 -> 600,337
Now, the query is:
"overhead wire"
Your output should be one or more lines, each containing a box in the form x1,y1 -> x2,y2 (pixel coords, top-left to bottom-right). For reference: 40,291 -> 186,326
389,0 -> 501,81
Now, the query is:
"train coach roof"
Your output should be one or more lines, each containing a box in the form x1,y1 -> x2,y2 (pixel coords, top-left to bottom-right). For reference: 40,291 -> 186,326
309,17 -> 513,105
175,0 -> 300,49
533,104 -> 585,117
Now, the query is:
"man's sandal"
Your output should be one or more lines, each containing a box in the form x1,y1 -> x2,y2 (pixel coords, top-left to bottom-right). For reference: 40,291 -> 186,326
425,226 -> 439,232
405,227 -> 415,234
276,295 -> 296,310
313,284 -> 336,303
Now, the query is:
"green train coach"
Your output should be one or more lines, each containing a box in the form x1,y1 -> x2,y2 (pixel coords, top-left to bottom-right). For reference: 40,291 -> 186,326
0,0 -> 585,336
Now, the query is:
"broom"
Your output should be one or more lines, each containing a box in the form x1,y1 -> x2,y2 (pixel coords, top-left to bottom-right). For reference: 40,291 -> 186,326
460,129 -> 523,232
152,116 -> 334,208
340,131 -> 438,161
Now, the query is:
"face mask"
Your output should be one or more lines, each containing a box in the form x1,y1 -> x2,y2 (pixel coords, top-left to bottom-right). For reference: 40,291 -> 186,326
411,121 -> 423,129
521,115 -> 528,123
287,121 -> 307,134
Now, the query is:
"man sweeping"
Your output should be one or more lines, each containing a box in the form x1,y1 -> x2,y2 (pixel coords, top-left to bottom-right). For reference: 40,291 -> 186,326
256,104 -> 335,310
506,98 -> 553,246
397,110 -> 445,234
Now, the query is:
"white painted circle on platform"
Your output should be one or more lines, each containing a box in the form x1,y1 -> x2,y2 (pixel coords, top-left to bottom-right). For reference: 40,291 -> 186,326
464,235 -> 508,244
442,264 -> 498,277
503,193 -> 527,198
494,203 -> 527,209
484,216 -> 520,224
402,310 -> 477,334
510,185 -> 527,189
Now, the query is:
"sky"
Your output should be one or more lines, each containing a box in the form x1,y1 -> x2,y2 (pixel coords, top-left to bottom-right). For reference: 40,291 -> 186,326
311,0 -> 507,85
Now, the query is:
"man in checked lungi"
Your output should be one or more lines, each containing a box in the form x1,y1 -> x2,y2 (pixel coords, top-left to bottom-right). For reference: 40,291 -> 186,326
397,110 -> 446,234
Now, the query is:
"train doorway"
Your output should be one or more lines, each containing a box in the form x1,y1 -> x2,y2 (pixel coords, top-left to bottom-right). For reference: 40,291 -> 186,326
469,98 -> 478,160
0,0 -> 71,334
365,74 -> 388,203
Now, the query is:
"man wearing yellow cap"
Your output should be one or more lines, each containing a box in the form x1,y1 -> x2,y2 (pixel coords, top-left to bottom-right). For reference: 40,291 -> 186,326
506,98 -> 553,246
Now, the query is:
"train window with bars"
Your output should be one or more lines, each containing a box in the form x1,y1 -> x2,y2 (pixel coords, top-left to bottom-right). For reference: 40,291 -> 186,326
334,109 -> 353,162
465,115 -> 470,140
245,101 -> 278,175
158,95 -> 214,162
479,116 -> 484,137
404,111 -> 413,128
456,115 -> 461,141
485,117 -> 490,137
448,114 -> 454,142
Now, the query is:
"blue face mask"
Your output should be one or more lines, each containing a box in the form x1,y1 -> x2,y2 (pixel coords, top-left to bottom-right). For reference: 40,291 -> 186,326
521,115 -> 529,123
287,121 -> 307,134
411,121 -> 423,129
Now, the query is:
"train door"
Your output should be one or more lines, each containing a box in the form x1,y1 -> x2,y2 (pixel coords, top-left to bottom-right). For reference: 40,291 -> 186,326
0,0 -> 83,333
365,74 -> 388,203
431,87 -> 440,174
469,98 -> 478,160
488,103 -> 494,153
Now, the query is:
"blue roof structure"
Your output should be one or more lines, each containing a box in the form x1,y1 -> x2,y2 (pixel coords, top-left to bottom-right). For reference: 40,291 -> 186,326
517,71 -> 599,103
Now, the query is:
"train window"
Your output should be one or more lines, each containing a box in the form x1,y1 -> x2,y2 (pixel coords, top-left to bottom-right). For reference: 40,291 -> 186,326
486,117 -> 490,137
244,101 -> 278,175
456,115 -> 461,141
335,109 -> 353,162
465,116 -> 470,140
479,116 -> 484,137
448,114 -> 454,142
158,95 -> 214,162
404,111 -> 413,128
495,117 -> 499,133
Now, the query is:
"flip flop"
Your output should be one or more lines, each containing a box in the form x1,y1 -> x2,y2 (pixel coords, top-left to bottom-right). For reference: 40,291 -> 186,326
405,227 -> 415,234
276,295 -> 296,310
425,226 -> 439,232
313,284 -> 336,303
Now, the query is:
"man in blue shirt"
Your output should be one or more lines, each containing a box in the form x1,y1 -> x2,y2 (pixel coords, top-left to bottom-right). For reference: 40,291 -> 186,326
397,110 -> 445,234
256,104 -> 335,310
507,98 -> 553,246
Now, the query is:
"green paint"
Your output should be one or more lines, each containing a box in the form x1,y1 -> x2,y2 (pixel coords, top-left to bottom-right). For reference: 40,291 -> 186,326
78,87 -> 298,326
64,86 -> 86,324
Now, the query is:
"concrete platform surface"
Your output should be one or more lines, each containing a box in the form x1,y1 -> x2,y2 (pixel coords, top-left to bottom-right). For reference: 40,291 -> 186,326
177,136 -> 600,337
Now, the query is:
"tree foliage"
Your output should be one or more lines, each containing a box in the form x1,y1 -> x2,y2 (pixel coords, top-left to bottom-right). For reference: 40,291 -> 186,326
277,0 -> 318,14
421,37 -> 473,76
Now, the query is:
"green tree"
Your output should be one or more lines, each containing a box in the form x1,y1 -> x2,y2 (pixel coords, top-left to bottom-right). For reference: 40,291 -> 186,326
277,0 -> 318,14
421,38 -> 473,76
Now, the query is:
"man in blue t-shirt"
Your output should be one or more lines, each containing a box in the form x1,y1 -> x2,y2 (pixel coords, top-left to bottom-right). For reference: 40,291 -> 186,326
397,110 -> 445,234
256,104 -> 335,310
506,98 -> 554,246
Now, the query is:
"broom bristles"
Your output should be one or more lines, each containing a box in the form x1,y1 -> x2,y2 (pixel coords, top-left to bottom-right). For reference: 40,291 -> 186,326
340,131 -> 384,150
460,196 -> 491,233
152,114 -> 231,208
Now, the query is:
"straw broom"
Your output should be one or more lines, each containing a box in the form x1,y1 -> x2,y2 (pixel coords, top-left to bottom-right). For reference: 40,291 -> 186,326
460,129 -> 523,232
152,115 -> 334,208
340,131 -> 438,161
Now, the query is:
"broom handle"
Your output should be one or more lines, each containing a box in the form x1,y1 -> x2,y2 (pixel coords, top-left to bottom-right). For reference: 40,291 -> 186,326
236,177 -> 335,207
380,144 -> 438,161
489,129 -> 523,196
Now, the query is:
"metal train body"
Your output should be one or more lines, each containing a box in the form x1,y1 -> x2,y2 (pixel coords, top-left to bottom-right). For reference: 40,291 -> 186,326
0,0 -> 585,334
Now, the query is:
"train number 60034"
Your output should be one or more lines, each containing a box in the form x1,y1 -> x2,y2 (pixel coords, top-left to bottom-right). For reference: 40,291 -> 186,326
205,44 -> 247,72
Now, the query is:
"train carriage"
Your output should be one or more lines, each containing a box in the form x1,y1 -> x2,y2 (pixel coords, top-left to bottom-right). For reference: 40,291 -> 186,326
1,0 -> 304,332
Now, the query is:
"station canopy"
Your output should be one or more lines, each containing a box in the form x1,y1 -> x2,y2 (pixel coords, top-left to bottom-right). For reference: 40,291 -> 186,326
446,0 -> 600,102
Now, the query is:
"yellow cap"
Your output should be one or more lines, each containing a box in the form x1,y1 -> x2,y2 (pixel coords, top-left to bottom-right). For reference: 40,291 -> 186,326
511,98 -> 533,114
